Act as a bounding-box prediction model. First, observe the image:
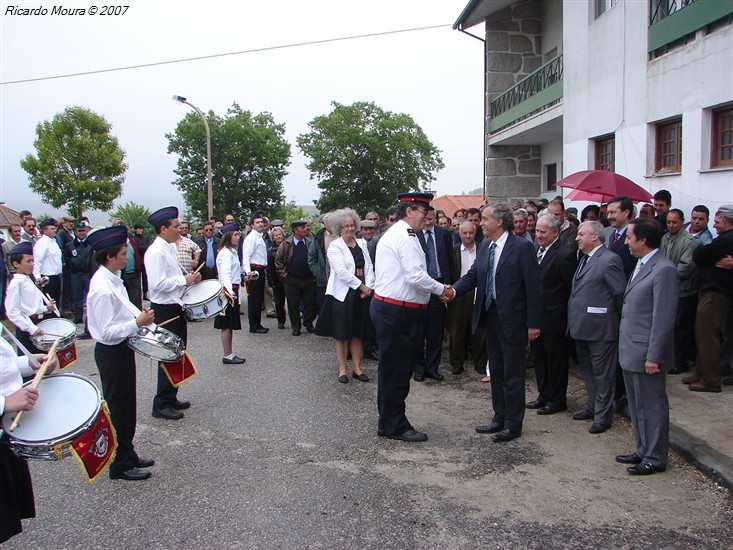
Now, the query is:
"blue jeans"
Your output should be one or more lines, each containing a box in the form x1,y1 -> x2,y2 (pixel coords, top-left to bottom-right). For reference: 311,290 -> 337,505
70,272 -> 90,321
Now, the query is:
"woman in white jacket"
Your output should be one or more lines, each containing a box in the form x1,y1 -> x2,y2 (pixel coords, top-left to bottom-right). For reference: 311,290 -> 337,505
318,208 -> 375,383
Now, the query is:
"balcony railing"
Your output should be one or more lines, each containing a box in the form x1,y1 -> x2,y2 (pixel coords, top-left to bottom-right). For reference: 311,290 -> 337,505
650,0 -> 698,25
489,55 -> 563,133
648,0 -> 733,52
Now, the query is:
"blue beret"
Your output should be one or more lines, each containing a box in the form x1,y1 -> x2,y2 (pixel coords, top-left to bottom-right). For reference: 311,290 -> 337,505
221,221 -> 241,233
148,206 -> 178,227
397,193 -> 434,210
87,225 -> 128,252
39,218 -> 57,228
10,242 -> 33,256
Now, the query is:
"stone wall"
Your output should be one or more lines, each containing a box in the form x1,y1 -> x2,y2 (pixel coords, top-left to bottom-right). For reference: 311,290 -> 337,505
484,0 -> 543,199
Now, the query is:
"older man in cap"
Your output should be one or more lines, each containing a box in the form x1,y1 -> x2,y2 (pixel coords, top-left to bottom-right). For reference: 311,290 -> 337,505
275,220 -> 317,336
371,193 -> 452,442
145,206 -> 201,420
33,218 -> 63,306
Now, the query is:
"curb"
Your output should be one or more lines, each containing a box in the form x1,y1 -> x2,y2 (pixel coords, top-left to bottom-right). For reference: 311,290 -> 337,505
669,424 -> 733,489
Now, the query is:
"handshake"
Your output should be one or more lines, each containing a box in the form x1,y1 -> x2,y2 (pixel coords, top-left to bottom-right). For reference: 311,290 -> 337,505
439,284 -> 455,303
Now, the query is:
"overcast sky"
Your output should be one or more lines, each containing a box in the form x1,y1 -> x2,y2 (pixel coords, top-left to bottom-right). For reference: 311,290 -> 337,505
1,0 -> 483,224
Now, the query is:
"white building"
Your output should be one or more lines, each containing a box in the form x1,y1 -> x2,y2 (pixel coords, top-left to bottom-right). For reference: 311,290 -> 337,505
454,0 -> 733,217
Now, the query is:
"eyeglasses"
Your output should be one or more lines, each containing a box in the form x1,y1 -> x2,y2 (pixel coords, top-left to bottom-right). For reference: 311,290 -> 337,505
388,217 -> 395,222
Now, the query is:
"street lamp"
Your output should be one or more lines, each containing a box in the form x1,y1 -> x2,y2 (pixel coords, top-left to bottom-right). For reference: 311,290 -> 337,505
172,95 -> 213,220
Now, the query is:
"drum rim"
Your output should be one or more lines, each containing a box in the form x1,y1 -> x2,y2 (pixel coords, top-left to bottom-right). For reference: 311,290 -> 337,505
127,332 -> 183,362
181,279 -> 224,306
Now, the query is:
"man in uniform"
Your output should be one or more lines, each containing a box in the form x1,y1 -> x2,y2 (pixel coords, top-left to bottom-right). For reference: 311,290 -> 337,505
33,219 -> 63,306
64,222 -> 94,325
241,213 -> 269,333
370,193 -> 451,442
145,207 -> 201,420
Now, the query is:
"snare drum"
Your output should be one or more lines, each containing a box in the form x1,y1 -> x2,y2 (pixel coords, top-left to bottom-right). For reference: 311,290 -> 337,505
181,279 -> 227,320
1,374 -> 101,461
31,317 -> 77,351
127,326 -> 184,362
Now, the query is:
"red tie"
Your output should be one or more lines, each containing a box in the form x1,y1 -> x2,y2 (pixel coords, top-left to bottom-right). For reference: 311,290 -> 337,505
611,231 -> 620,248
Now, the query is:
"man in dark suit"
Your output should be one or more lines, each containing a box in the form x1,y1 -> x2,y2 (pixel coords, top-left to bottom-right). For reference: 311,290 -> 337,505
568,221 -> 627,434
527,213 -> 578,415
195,221 -> 221,280
448,203 -> 543,442
616,218 -> 678,475
414,209 -> 453,381
604,196 -> 638,280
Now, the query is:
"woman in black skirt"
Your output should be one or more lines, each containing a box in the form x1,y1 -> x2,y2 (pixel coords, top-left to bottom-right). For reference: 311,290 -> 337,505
317,208 -> 375,383
215,222 -> 245,364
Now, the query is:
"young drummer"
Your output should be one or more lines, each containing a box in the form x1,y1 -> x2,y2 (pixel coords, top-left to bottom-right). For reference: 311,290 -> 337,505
4,241 -> 56,355
86,225 -> 156,481
0,336 -> 56,544
216,221 -> 245,364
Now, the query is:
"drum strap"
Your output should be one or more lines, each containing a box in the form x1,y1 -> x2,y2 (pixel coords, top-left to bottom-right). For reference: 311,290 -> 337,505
1,325 -> 41,368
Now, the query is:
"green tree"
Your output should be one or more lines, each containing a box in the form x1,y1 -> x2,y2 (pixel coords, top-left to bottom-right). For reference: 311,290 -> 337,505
166,103 -> 291,222
109,201 -> 153,238
20,106 -> 127,218
297,101 -> 444,215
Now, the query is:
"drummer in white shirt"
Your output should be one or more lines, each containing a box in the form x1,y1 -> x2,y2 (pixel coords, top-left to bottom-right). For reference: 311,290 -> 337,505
32,218 -> 63,307
0,335 -> 56,543
86,225 -> 156,481
145,207 -> 201,421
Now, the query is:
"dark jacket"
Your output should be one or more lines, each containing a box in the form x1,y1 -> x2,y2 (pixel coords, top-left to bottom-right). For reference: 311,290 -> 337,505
536,239 -> 577,334
693,229 -> 733,298
65,238 -> 95,274
275,235 -> 313,282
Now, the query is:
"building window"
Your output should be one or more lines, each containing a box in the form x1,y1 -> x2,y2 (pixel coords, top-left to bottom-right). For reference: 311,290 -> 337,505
545,164 -> 557,191
712,107 -> 733,168
596,0 -> 619,19
595,136 -> 615,172
655,118 -> 682,172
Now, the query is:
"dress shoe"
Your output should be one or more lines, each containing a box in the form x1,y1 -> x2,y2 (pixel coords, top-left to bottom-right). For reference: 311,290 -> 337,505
338,374 -> 349,384
688,382 -> 721,393
452,365 -> 464,375
292,329 -> 301,336
223,355 -> 246,364
110,467 -> 151,481
386,428 -> 428,442
250,327 -> 269,334
152,407 -> 183,420
589,423 -> 611,434
363,350 -> 379,361
475,421 -> 503,434
526,398 -> 546,410
266,312 -> 277,318
537,404 -> 567,415
278,323 -> 285,329
134,457 -> 155,468
413,373 -> 425,382
304,323 -> 315,333
172,399 -> 191,410
491,429 -> 520,443
615,453 -> 642,465
681,373 -> 701,385
627,462 -> 666,476
352,371 -> 369,382
667,366 -> 688,375
426,372 -> 444,381
572,410 -> 594,421
377,429 -> 385,437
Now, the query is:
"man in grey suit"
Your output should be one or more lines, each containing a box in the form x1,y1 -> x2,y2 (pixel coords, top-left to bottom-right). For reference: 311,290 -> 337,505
568,221 -> 627,434
616,218 -> 679,475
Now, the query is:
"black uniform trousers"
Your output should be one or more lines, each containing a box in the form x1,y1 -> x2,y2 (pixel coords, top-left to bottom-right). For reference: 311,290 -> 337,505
42,274 -> 62,309
414,294 -> 446,377
483,304 -> 527,434
247,266 -> 266,331
122,271 -> 143,310
0,440 -> 35,544
448,292 -> 487,371
95,341 -> 138,475
284,275 -> 317,332
531,331 -> 569,408
150,302 -> 186,411
370,299 -> 426,436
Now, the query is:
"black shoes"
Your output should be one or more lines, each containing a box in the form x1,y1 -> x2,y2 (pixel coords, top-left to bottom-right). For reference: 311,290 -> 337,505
615,453 -> 642,465
338,375 -> 349,384
278,323 -> 285,329
250,327 -> 269,334
475,421 -> 503,434
172,399 -> 190,410
452,365 -> 464,375
425,372 -> 444,381
572,410 -> 594,421
305,323 -> 315,333
589,423 -> 611,434
292,329 -> 301,336
352,371 -> 369,382
526,398 -> 547,410
627,462 -> 666,476
223,355 -> 246,364
492,429 -> 521,443
363,350 -> 379,361
134,457 -> 155,468
110,467 -> 151,481
667,366 -> 688,375
387,429 -> 428,442
152,407 -> 183,420
537,404 -> 567,415
413,373 -> 425,382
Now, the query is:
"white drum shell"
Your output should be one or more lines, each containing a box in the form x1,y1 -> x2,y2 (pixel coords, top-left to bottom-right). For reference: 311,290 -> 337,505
31,318 -> 77,351
181,280 -> 227,319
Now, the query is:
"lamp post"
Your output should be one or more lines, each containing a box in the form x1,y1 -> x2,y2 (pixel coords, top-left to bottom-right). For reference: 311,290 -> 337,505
172,95 -> 213,220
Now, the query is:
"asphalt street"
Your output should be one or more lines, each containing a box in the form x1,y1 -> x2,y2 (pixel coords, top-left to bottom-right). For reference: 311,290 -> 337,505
4,312 -> 733,549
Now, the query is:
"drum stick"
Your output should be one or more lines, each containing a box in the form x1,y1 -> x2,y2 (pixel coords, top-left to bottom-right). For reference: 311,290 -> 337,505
157,315 -> 180,328
193,262 -> 205,275
8,338 -> 61,432
44,293 -> 61,317
40,332 -> 67,338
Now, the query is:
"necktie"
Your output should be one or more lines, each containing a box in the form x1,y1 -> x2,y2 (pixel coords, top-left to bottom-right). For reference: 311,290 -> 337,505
484,243 -> 497,309
611,231 -> 621,248
206,238 -> 215,268
631,260 -> 643,281
576,254 -> 588,278
425,230 -> 438,279
537,246 -> 546,264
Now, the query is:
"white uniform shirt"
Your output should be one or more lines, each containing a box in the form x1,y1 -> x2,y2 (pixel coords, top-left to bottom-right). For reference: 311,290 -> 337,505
87,265 -> 140,345
241,230 -> 268,273
4,274 -> 48,334
373,219 -> 444,304
33,234 -> 62,278
145,236 -> 187,305
0,337 -> 34,414
217,247 -> 241,294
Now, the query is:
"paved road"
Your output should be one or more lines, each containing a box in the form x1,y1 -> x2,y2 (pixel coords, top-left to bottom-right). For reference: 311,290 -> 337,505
4,314 -> 733,549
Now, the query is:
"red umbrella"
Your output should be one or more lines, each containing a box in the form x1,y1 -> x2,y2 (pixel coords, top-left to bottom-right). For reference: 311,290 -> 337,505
557,170 -> 653,203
